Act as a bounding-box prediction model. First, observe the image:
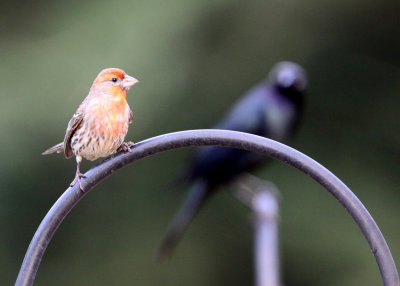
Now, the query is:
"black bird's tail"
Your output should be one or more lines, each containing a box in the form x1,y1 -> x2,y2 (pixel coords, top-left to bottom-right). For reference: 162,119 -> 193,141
158,179 -> 210,261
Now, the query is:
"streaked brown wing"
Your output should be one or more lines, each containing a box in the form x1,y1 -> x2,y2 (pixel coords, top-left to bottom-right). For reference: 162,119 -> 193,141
63,112 -> 83,159
129,108 -> 133,124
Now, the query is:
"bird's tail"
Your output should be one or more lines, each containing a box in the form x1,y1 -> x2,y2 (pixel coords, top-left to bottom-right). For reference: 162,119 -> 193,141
42,142 -> 64,155
158,179 -> 210,261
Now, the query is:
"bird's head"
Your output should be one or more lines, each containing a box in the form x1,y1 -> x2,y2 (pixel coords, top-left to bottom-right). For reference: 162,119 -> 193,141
91,68 -> 139,95
269,61 -> 307,97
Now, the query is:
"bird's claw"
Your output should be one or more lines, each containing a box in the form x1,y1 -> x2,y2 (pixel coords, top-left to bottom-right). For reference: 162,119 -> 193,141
70,171 -> 87,191
118,141 -> 135,153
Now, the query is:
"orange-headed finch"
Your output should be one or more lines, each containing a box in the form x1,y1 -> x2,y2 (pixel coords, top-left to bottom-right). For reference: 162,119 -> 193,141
42,68 -> 139,190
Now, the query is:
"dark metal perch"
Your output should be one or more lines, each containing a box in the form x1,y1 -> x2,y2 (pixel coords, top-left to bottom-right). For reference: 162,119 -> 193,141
15,130 -> 399,286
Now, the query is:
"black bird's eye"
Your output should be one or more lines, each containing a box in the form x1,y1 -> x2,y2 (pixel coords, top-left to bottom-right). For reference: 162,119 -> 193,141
111,77 -> 118,83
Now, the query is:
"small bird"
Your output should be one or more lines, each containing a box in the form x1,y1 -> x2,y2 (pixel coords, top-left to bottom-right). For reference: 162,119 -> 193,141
159,61 -> 307,259
42,68 -> 139,190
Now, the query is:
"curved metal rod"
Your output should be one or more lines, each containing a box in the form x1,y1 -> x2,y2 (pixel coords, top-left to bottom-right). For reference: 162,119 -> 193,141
15,130 -> 399,286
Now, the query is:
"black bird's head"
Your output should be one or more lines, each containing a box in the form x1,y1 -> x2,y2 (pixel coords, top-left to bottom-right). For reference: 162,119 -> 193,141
268,61 -> 307,102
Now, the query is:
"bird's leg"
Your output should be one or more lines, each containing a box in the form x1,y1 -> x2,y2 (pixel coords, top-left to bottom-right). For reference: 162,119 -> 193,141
70,155 -> 86,191
117,141 -> 135,153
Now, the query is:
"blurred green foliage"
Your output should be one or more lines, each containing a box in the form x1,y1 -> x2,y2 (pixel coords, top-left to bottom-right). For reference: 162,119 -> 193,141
1,0 -> 399,285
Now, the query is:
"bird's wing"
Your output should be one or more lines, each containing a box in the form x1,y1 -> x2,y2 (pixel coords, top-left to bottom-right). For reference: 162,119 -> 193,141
187,85 -> 268,178
129,108 -> 133,124
214,84 -> 268,135
63,112 -> 84,159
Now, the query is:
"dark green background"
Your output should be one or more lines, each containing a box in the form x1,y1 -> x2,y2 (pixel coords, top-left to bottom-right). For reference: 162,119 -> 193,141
1,0 -> 399,285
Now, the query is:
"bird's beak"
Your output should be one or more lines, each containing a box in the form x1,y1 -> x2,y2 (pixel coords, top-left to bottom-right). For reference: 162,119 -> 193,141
122,75 -> 139,90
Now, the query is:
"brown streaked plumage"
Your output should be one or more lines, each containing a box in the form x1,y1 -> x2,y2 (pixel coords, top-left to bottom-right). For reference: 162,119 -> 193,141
42,68 -> 139,190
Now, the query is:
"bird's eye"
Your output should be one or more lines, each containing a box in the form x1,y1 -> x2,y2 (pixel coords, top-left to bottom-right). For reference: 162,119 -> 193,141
111,77 -> 118,83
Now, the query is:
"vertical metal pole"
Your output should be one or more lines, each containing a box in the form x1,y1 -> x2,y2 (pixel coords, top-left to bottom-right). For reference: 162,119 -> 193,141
252,190 -> 280,286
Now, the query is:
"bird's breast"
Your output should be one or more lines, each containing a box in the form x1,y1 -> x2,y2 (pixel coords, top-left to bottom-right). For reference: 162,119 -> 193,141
263,97 -> 297,142
72,96 -> 131,160
87,96 -> 130,137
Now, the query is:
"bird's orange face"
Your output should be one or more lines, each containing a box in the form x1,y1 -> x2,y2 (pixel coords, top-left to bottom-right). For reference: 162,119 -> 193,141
91,68 -> 139,96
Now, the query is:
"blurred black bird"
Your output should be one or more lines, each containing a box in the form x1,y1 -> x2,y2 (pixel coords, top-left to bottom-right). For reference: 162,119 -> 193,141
159,61 -> 307,259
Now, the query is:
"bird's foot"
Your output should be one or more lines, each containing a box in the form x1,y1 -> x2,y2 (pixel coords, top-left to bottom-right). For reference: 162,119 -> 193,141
70,171 -> 87,191
117,141 -> 135,153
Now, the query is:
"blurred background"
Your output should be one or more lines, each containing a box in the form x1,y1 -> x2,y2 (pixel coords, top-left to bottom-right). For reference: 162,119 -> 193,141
1,0 -> 399,285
